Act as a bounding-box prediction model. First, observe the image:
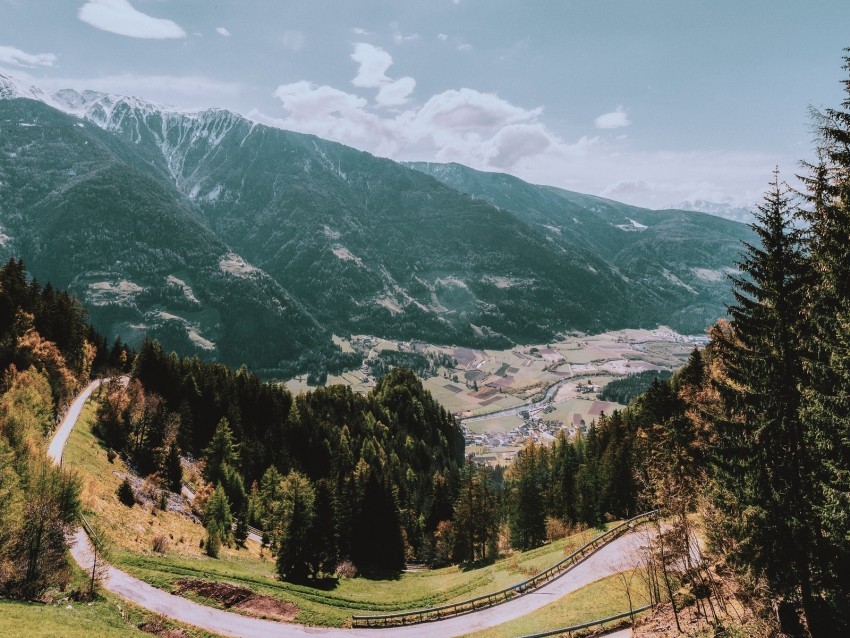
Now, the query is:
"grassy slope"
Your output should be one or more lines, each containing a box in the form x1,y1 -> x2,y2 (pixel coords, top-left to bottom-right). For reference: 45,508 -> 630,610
0,565 -> 219,638
462,571 -> 650,638
66,394 -> 622,627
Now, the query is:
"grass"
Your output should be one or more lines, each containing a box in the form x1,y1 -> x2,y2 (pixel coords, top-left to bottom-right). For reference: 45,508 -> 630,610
461,570 -> 650,638
0,564 -> 219,638
65,395 -> 623,627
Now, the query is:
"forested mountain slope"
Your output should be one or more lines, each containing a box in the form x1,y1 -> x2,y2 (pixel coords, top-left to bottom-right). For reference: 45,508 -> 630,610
2,74 -> 753,375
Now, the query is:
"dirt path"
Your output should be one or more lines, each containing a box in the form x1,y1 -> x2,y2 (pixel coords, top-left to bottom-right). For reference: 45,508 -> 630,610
52,381 -> 650,638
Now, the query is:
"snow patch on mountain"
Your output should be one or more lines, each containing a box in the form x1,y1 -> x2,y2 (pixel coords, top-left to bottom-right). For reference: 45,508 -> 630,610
616,218 -> 647,232
691,268 -> 725,283
678,199 -> 753,224
0,72 -> 61,109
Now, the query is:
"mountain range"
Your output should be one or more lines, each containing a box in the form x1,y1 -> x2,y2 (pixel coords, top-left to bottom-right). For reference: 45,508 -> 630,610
0,73 -> 754,377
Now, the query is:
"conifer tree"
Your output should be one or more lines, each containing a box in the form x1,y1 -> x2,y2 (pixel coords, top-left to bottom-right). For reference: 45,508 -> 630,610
204,484 -> 232,558
275,471 -> 316,582
508,441 -> 547,550
710,172 -> 820,629
203,418 -> 239,486
164,443 -> 182,494
795,50 -> 850,633
452,462 -> 499,563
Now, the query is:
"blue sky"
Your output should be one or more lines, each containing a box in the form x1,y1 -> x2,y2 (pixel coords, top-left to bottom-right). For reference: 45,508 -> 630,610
1,0 -> 849,208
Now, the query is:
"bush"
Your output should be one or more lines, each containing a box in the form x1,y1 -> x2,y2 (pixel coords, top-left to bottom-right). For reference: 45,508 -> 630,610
545,517 -> 569,542
117,478 -> 135,506
334,560 -> 358,579
106,449 -> 117,464
152,535 -> 169,554
205,530 -> 221,558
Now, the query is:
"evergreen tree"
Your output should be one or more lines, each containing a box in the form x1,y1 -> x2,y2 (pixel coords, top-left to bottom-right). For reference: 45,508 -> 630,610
275,471 -> 316,582
710,172 -> 822,629
796,51 -> 850,633
204,484 -> 232,558
508,441 -> 548,550
452,463 -> 499,563
164,443 -> 182,494
203,418 -> 239,486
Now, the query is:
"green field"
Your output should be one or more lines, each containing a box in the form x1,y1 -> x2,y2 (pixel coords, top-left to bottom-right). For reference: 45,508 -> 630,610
462,571 -> 650,638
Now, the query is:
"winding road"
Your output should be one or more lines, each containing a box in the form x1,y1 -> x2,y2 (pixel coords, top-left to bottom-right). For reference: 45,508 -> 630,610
50,380 -> 645,638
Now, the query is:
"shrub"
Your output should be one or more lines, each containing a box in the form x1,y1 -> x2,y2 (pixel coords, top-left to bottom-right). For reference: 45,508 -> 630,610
117,478 -> 135,507
106,449 -> 117,464
545,517 -> 569,542
152,535 -> 169,554
334,560 -> 358,579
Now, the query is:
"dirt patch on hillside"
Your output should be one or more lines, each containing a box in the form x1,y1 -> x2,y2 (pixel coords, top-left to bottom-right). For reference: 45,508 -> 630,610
173,578 -> 298,621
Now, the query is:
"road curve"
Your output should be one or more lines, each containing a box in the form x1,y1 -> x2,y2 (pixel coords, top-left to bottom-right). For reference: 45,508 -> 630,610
52,381 -> 649,638
47,379 -> 102,465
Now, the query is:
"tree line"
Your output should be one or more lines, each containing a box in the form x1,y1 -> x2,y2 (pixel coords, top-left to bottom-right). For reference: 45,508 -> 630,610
0,258 -> 131,599
97,342 -> 466,578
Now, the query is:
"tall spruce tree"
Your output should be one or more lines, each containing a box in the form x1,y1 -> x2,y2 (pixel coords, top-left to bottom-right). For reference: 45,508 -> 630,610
508,441 -> 548,550
795,50 -> 850,634
710,171 -> 819,630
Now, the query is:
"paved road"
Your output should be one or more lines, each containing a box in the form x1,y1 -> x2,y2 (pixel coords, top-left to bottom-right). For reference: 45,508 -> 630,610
52,381 -> 651,638
69,526 -> 647,638
47,379 -> 102,465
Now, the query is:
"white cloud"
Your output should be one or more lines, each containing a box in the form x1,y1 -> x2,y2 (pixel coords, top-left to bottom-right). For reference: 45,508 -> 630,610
280,30 -> 305,52
352,27 -> 370,35
392,32 -> 420,45
458,43 -> 473,51
437,33 -> 448,42
216,27 -> 230,37
273,81 -> 367,121
78,0 -> 186,39
255,46 -> 782,210
0,45 -> 57,68
351,43 -> 393,88
376,77 -> 416,107
595,106 -> 630,129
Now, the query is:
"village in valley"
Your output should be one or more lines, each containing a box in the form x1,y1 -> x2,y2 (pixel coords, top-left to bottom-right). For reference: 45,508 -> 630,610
286,327 -> 709,466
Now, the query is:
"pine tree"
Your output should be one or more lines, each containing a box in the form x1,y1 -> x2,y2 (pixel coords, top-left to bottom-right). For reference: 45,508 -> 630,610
164,444 -> 182,494
203,418 -> 239,486
795,50 -> 850,633
204,484 -> 232,558
508,441 -> 547,550
452,463 -> 499,563
275,471 -> 316,582
710,171 -> 820,629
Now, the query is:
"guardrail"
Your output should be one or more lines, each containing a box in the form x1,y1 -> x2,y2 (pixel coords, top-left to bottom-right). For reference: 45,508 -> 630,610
518,604 -> 652,638
351,510 -> 658,627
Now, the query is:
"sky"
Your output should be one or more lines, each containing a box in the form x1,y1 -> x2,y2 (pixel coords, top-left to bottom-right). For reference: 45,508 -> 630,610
1,1 -> 849,209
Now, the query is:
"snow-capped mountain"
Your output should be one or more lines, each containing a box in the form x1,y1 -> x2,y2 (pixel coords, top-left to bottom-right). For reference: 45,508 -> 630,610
677,199 -> 753,224
1,72 -> 754,375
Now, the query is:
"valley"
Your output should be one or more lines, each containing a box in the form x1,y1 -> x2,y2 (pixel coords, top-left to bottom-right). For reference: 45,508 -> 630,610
0,75 -> 751,380
287,326 -> 705,464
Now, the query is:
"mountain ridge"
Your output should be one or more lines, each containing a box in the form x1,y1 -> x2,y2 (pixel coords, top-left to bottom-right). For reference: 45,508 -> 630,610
1,73 -> 754,375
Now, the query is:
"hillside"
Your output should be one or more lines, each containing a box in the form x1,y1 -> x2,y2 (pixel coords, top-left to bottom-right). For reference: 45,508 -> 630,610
2,74 -> 753,375
407,162 -> 753,332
